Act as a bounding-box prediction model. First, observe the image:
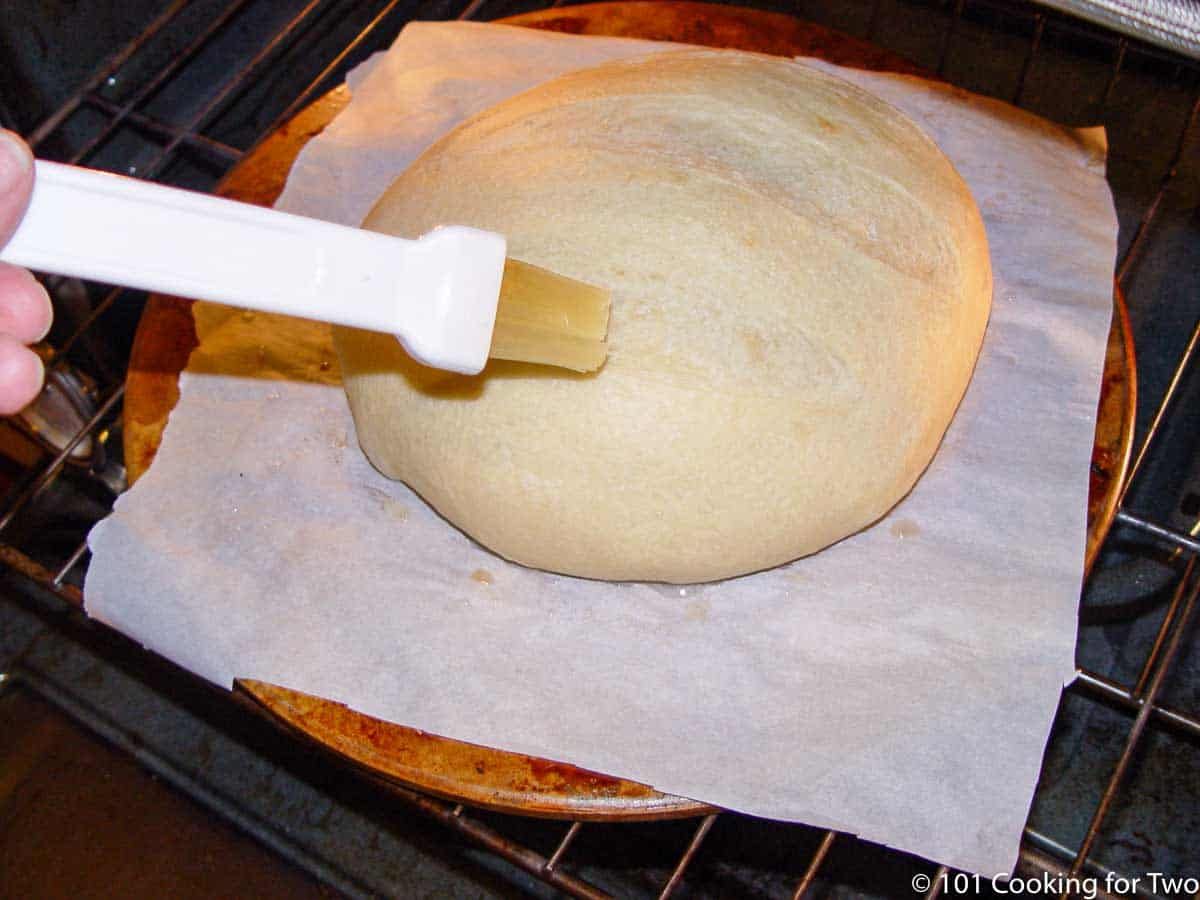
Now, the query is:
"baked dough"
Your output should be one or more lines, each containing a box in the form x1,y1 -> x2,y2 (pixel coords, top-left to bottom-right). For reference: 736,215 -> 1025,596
334,49 -> 992,583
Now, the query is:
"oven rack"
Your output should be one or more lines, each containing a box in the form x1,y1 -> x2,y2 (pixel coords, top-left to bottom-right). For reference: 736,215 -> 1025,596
0,1 -> 1197,897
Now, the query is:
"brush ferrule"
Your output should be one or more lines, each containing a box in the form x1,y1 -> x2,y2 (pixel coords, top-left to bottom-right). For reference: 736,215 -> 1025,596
394,226 -> 507,374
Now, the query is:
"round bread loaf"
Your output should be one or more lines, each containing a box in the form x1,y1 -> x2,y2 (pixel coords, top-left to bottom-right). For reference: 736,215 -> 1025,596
334,49 -> 992,583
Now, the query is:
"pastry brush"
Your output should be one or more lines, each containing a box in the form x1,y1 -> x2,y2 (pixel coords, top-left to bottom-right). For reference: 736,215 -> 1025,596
1,161 -> 610,375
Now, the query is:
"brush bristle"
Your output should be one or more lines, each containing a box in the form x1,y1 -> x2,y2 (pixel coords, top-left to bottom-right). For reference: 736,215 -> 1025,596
489,259 -> 610,372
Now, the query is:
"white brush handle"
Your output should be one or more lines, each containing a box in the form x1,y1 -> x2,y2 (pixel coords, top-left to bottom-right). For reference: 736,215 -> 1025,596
0,161 -> 507,374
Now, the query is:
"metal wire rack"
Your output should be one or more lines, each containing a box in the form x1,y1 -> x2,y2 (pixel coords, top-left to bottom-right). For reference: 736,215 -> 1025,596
0,0 -> 1197,897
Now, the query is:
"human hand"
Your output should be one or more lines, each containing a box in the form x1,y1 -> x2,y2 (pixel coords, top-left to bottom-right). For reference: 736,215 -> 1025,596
0,131 -> 53,415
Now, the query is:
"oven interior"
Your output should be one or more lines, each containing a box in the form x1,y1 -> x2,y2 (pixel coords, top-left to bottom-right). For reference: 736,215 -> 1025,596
0,0 -> 1197,896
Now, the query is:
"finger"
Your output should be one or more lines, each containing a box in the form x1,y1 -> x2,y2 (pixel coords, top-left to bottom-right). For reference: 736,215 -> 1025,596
0,263 -> 52,343
0,130 -> 34,246
0,334 -> 44,415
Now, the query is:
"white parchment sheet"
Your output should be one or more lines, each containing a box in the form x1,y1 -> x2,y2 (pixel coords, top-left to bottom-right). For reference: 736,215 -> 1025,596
86,21 -> 1118,875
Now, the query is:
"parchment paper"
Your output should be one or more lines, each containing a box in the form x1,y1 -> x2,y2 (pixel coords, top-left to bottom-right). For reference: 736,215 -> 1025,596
85,21 -> 1118,875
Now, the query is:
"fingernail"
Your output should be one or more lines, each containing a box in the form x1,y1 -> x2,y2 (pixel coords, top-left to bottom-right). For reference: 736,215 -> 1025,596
0,131 -> 32,192
32,280 -> 53,343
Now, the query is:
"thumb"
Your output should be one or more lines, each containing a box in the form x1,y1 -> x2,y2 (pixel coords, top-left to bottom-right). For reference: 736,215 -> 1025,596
0,130 -> 35,247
